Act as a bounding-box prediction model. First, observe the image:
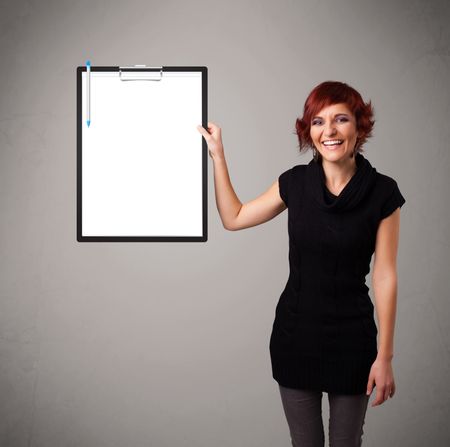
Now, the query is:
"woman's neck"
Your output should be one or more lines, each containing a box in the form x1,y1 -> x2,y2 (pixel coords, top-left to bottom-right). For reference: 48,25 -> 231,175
321,157 -> 358,195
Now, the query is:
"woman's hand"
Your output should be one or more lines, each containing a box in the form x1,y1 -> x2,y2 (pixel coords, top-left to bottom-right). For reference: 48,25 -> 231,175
196,122 -> 225,161
366,358 -> 396,407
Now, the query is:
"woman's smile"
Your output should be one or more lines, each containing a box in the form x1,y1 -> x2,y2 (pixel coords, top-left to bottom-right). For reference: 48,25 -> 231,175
322,140 -> 344,150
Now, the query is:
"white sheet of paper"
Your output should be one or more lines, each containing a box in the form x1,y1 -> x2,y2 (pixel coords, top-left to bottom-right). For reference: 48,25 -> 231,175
81,71 -> 203,237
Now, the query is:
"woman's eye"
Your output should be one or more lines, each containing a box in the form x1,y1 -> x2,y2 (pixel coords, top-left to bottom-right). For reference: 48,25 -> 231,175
312,117 -> 348,125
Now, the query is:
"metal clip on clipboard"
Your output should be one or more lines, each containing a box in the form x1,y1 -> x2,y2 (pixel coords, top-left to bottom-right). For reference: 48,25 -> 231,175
119,65 -> 163,81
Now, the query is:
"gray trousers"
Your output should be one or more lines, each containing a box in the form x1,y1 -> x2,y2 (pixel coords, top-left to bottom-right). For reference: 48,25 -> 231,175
278,385 -> 370,447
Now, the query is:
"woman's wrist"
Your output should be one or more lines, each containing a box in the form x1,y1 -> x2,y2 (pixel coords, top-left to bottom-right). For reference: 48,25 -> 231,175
376,352 -> 394,361
212,153 -> 226,164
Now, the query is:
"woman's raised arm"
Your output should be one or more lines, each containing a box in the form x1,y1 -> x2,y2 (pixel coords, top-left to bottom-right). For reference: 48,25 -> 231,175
197,122 -> 286,231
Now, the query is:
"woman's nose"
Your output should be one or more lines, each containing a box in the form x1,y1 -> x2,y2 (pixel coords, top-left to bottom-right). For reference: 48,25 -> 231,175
324,122 -> 337,136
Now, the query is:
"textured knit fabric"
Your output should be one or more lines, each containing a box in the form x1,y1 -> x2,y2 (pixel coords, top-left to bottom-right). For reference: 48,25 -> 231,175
269,153 -> 406,395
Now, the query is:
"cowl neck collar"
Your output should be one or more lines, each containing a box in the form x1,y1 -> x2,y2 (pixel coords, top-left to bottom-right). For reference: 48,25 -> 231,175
306,152 -> 377,213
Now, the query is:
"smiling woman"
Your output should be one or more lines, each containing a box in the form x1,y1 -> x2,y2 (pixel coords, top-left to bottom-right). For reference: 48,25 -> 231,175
197,80 -> 406,447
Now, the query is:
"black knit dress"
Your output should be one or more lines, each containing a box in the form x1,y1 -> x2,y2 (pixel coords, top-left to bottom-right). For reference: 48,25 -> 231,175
269,153 -> 406,395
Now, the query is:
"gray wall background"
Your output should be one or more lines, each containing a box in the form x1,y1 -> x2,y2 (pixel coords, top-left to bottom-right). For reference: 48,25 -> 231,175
1,0 -> 449,445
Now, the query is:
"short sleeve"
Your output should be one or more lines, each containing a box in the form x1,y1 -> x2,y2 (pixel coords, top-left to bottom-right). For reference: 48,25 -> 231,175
380,180 -> 406,219
278,168 -> 292,207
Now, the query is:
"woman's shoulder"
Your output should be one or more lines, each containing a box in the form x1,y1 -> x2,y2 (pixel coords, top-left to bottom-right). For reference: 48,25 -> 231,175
373,171 -> 406,218
278,163 -> 308,183
374,171 -> 401,194
283,163 -> 308,176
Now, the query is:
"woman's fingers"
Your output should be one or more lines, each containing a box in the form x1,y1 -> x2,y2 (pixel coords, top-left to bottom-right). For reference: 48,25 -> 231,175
207,121 -> 221,133
197,122 -> 222,143
196,122 -> 225,160
197,122 -> 220,135
196,125 -> 210,139
389,382 -> 395,398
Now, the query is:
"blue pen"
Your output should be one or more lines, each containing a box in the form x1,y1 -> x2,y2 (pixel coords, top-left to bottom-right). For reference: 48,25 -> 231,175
86,60 -> 91,127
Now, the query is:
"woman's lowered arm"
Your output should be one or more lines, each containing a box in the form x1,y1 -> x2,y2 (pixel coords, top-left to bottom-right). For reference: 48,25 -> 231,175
372,207 -> 402,361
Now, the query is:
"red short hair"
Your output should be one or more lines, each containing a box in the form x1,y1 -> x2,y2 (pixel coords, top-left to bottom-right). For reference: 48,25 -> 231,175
295,81 -> 375,155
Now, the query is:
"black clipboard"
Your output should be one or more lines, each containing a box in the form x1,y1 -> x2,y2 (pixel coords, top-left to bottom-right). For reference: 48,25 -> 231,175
76,65 -> 208,242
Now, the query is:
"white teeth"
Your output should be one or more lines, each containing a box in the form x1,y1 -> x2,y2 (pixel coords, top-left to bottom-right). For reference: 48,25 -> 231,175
323,140 -> 343,146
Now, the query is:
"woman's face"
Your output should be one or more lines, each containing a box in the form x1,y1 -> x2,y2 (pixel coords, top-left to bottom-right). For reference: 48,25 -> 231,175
310,103 -> 361,163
